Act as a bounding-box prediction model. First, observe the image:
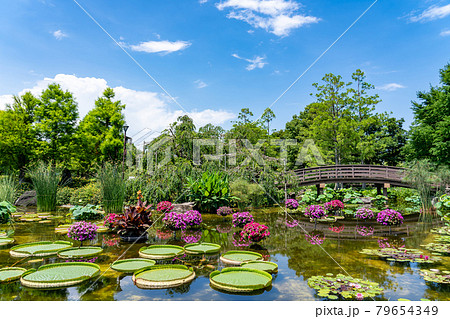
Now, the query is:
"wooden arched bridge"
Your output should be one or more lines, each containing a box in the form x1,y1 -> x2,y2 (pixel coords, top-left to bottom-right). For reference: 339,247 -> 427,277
292,164 -> 409,195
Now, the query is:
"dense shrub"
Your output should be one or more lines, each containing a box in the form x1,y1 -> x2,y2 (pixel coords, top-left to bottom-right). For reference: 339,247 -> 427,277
69,183 -> 102,206
230,178 -> 265,209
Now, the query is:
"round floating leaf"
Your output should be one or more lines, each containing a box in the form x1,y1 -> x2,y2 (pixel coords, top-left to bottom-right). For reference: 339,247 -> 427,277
0,238 -> 14,247
111,258 -> 156,273
184,242 -> 221,255
133,264 -> 195,289
209,267 -> 272,293
359,248 -> 440,264
20,262 -> 100,288
241,261 -> 278,274
10,241 -> 73,257
0,267 -> 27,283
421,243 -> 450,255
57,246 -> 103,259
419,269 -> 450,284
220,250 -> 263,265
139,245 -> 185,260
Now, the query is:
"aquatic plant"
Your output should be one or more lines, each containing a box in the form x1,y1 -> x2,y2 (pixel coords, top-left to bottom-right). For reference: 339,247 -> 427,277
356,226 -> 374,237
421,242 -> 450,255
285,199 -> 299,210
359,247 -> 440,263
430,226 -> 450,236
0,201 -> 16,224
67,221 -> 98,246
113,191 -> 153,237
216,206 -> 233,216
323,200 -> 344,214
97,163 -> 125,214
157,201 -> 173,213
377,209 -> 404,226
70,204 -> 104,221
232,211 -> 254,228
0,174 -> 19,203
28,162 -> 61,212
307,273 -> 383,300
305,205 -> 327,220
354,207 -> 374,220
420,269 -> 450,284
240,222 -> 270,243
305,230 -> 325,245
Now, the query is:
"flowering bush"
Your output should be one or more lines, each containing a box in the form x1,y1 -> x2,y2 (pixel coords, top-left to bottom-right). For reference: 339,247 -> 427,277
377,209 -> 404,226
240,222 -> 270,243
67,221 -> 98,245
356,225 -> 374,237
305,230 -> 324,245
232,231 -> 250,247
103,213 -> 118,229
355,207 -> 374,220
157,201 -> 173,213
324,200 -> 344,213
216,206 -> 233,217
285,199 -> 299,210
232,212 -> 254,228
305,205 -> 327,220
162,210 -> 202,230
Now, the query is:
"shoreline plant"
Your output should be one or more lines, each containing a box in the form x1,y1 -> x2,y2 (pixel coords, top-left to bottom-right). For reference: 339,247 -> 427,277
28,162 -> 61,212
0,174 -> 19,203
97,163 -> 125,214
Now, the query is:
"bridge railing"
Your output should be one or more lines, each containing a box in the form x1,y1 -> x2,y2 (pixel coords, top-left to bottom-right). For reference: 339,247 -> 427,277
293,165 -> 406,185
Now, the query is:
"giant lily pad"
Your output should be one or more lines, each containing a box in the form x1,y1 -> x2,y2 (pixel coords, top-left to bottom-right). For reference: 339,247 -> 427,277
20,262 -> 100,288
210,267 -> 272,293
10,241 -> 73,257
0,238 -> 14,247
0,267 -> 27,283
139,245 -> 185,260
220,250 -> 262,265
184,242 -> 221,255
132,264 -> 195,289
421,242 -> 450,255
308,273 -> 383,300
111,258 -> 156,273
359,248 -> 440,264
420,269 -> 450,284
57,246 -> 103,259
241,261 -> 278,274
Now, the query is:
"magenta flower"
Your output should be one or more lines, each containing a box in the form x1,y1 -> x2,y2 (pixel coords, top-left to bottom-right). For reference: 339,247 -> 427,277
232,212 -> 254,228
305,205 -> 327,220
285,199 -> 299,210
157,201 -> 173,213
377,209 -> 404,226
240,222 -> 270,243
216,206 -> 233,216
67,221 -> 98,243
355,207 -> 374,219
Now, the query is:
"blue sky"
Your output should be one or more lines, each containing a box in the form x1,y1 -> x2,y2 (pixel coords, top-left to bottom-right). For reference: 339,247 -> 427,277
1,0 -> 449,143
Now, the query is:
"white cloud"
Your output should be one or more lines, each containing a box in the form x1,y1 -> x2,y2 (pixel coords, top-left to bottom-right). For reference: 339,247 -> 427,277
376,83 -> 406,91
129,40 -> 191,54
199,0 -> 208,3
0,74 -> 235,136
52,30 -> 68,40
194,80 -> 208,89
409,4 -> 450,22
216,0 -> 320,36
440,29 -> 450,36
232,53 -> 267,70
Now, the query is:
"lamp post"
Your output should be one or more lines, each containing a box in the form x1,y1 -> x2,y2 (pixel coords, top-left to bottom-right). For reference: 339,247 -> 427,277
122,124 -> 129,179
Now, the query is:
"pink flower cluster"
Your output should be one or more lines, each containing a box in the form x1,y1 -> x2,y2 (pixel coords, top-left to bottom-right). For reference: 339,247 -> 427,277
285,199 -> 299,210
240,222 -> 270,243
329,225 -> 345,233
157,201 -> 173,213
377,209 -> 404,226
216,206 -> 233,216
162,210 -> 202,230
67,221 -> 98,242
232,212 -> 254,228
103,213 -> 118,228
324,200 -> 344,212
305,205 -> 327,219
355,207 -> 374,219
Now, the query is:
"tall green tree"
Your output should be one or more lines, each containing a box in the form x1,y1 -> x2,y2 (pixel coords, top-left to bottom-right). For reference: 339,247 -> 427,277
407,63 -> 450,166
260,107 -> 276,135
77,88 -> 126,171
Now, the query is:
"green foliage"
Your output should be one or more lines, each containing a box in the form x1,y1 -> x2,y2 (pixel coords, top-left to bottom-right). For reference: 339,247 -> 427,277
0,175 -> 19,203
28,162 -> 61,212
69,204 -> 103,221
186,171 -> 237,213
0,201 -> 16,224
435,194 -> 450,224
403,160 -> 435,217
230,178 -> 265,210
97,163 -> 125,214
372,195 -> 388,210
69,183 -> 102,206
56,186 -> 72,206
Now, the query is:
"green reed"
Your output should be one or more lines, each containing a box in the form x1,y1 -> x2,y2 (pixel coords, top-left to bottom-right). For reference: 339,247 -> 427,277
28,163 -> 61,212
97,163 -> 125,214
0,174 -> 19,203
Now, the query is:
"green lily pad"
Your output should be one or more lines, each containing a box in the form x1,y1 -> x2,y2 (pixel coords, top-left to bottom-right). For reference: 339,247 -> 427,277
0,237 -> 14,247
111,258 -> 156,273
10,241 -> 73,257
241,261 -> 278,274
0,267 -> 27,283
57,246 -> 103,259
184,242 -> 221,255
210,267 -> 272,293
139,245 -> 185,260
133,264 -> 195,289
220,250 -> 263,265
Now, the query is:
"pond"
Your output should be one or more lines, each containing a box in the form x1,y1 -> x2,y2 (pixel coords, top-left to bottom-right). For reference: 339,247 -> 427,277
0,208 -> 449,301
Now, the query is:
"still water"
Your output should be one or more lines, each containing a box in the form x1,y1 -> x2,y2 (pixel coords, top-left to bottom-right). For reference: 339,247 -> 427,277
0,208 -> 449,301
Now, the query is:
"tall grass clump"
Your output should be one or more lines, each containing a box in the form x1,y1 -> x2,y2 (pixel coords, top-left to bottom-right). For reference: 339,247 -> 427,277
97,163 -> 125,214
28,163 -> 61,212
0,174 -> 19,203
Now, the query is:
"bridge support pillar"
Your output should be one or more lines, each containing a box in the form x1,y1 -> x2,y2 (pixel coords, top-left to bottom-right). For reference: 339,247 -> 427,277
316,183 -> 325,197
376,183 -> 390,196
